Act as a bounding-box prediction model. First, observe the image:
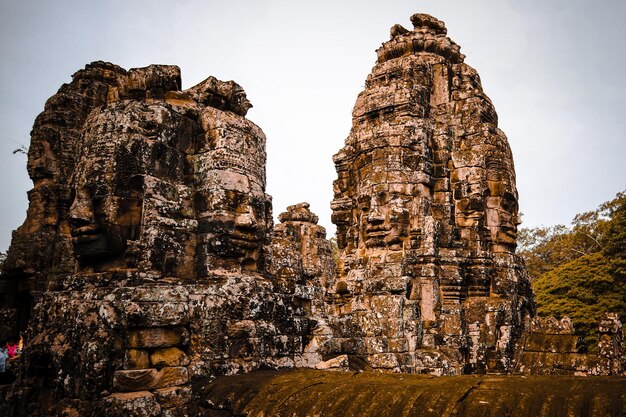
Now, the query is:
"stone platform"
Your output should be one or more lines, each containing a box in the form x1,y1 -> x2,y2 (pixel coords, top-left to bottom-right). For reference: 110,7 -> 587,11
190,369 -> 626,417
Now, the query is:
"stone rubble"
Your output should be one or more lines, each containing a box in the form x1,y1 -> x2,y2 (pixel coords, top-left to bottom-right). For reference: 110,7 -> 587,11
517,313 -> 624,375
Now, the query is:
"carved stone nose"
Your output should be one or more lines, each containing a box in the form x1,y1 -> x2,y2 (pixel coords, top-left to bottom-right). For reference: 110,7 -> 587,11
367,208 -> 384,223
235,211 -> 256,228
68,196 -> 95,228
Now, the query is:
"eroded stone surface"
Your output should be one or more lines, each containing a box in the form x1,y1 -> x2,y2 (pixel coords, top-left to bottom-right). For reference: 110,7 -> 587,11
0,11 -> 623,417
0,62 -> 330,416
328,12 -> 533,374
150,347 -> 189,368
191,369 -> 626,417
101,391 -> 161,417
518,313 -> 625,375
128,327 -> 189,349
125,349 -> 151,369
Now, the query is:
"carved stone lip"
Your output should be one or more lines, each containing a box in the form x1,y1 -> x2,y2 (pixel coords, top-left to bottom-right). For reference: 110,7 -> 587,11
229,231 -> 260,248
70,226 -> 102,242
365,228 -> 390,237
72,233 -> 102,243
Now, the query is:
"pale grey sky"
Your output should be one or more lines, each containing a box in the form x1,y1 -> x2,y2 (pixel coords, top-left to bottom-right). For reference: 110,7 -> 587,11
1,0 -> 625,251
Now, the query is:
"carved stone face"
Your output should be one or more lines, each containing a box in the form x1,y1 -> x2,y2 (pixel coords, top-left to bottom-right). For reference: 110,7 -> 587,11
68,169 -> 143,262
356,174 -> 413,251
197,172 -> 270,269
68,100 -> 198,268
228,84 -> 253,116
486,191 -> 520,248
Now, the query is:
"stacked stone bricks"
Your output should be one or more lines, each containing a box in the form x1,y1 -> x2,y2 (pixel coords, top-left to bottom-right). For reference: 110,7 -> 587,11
517,314 -> 625,375
329,13 -> 533,374
0,63 -> 333,417
1,12 -> 621,417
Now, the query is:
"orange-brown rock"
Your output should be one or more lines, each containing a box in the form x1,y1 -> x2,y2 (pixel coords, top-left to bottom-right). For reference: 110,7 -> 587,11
150,347 -> 189,368
113,367 -> 188,391
114,369 -> 161,391
329,12 -> 533,374
128,327 -> 189,349
1,11 -> 622,417
125,349 -> 150,369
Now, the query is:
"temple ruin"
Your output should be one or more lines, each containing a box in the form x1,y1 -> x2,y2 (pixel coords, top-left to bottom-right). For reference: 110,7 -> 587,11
0,12 -> 622,417
327,13 -> 533,374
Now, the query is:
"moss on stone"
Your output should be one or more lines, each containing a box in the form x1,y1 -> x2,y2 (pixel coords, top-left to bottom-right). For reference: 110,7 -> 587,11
192,369 -> 626,417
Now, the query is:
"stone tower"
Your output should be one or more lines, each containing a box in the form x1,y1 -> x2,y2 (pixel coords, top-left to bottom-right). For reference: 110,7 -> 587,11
0,11 -> 542,417
0,63 -> 332,416
329,14 -> 533,374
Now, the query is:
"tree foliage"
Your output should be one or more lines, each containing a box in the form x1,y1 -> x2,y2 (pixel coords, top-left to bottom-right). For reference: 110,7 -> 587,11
520,190 -> 626,348
518,191 -> 626,279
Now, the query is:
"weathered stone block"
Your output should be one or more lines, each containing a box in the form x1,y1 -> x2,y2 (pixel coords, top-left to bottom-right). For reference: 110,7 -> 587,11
114,367 -> 189,391
387,337 -> 409,353
228,337 -> 261,358
369,353 -> 399,369
150,347 -> 189,368
517,351 -> 602,375
364,336 -> 389,354
315,354 -> 350,370
124,349 -> 150,369
153,386 -> 192,408
125,302 -> 189,327
156,366 -> 189,389
524,333 -> 580,353
114,369 -> 160,391
226,319 -> 256,339
128,327 -> 189,348
100,391 -> 161,417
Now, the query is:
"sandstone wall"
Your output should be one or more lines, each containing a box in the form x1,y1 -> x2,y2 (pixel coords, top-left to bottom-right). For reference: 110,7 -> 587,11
1,11 -> 621,417
516,314 -> 625,376
0,64 -> 333,417
329,13 -> 533,374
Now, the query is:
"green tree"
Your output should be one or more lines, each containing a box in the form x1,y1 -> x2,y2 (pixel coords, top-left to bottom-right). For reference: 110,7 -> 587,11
532,251 -> 626,349
523,190 -> 626,349
601,193 -> 626,258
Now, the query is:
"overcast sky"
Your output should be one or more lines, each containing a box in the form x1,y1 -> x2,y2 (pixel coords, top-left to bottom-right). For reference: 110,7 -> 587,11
1,0 -> 625,252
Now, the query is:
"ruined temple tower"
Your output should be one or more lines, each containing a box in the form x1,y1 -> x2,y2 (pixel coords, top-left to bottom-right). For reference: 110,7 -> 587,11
0,11 -> 540,417
328,13 -> 533,374
0,63 -> 332,416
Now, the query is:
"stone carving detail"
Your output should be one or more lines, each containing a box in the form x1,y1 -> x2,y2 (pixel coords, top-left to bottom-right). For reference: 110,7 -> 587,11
329,13 -> 533,374
529,316 -> 575,335
518,313 -> 624,375
62,65 -> 271,278
0,11 -> 622,417
0,62 -> 126,342
0,63 -> 330,416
